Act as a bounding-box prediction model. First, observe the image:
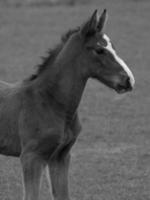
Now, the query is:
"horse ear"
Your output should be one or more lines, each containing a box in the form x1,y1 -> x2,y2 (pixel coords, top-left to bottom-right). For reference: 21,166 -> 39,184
80,10 -> 98,37
97,9 -> 108,32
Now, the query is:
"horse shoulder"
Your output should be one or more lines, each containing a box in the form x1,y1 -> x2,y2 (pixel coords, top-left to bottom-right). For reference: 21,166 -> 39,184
0,83 -> 24,156
19,88 -> 65,157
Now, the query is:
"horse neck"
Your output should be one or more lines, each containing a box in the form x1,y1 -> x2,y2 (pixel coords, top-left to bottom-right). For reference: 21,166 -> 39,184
35,59 -> 87,121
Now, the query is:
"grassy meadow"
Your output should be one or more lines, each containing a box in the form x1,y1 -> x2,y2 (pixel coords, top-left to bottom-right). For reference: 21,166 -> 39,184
0,0 -> 150,199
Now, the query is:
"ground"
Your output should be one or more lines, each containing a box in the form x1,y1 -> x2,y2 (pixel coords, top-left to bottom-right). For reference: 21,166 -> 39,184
0,0 -> 150,199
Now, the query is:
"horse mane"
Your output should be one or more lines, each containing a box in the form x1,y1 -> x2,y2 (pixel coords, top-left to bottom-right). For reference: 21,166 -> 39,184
28,27 -> 80,81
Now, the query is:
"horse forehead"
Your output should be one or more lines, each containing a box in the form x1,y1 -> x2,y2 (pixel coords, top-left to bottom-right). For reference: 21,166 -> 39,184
102,34 -> 111,44
102,34 -> 115,52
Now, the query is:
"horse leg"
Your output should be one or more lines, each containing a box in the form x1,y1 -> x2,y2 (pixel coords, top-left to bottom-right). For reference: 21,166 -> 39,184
47,154 -> 71,200
44,166 -> 54,200
20,152 -> 46,200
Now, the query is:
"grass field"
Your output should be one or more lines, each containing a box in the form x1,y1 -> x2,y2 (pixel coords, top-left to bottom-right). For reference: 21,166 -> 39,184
0,0 -> 150,199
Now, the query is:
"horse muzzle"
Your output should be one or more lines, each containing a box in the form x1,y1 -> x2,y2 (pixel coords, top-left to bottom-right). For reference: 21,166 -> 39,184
115,74 -> 135,94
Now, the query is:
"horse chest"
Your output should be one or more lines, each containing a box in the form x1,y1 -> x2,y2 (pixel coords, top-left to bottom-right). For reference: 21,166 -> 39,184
63,128 -> 78,145
33,126 -> 78,160
21,110 -> 81,159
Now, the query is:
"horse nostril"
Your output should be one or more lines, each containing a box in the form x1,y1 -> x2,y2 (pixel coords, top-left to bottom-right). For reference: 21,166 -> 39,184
116,75 -> 133,93
126,77 -> 132,90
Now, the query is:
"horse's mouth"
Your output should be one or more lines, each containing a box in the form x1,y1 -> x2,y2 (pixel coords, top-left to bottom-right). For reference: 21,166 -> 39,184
115,84 -> 133,94
116,88 -> 127,94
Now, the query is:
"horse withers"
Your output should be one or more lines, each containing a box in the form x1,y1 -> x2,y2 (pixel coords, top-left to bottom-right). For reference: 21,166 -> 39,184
0,9 -> 135,200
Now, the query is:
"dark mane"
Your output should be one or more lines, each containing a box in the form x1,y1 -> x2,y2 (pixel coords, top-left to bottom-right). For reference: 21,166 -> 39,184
28,27 -> 80,81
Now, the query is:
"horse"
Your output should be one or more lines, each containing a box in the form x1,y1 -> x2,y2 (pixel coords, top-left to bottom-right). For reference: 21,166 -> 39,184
0,9 -> 135,200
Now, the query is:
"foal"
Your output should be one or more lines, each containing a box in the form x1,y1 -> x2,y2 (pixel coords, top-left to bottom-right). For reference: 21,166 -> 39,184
0,10 -> 135,200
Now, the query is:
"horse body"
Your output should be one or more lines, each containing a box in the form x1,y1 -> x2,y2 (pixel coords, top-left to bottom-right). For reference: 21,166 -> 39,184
0,66 -> 82,159
0,10 -> 135,200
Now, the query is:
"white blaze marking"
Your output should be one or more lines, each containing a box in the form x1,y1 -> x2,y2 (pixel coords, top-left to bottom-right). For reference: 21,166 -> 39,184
103,34 -> 135,87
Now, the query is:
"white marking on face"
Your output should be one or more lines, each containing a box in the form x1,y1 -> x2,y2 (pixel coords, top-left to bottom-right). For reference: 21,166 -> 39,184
103,34 -> 135,87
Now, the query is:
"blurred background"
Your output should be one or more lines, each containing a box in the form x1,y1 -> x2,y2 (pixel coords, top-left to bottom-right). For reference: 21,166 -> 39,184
0,0 -> 150,200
